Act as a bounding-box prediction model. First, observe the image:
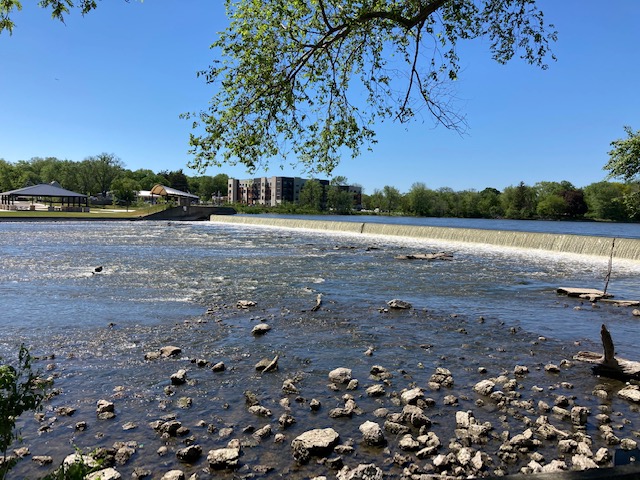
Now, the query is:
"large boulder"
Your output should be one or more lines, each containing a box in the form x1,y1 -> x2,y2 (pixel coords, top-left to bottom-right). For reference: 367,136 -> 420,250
328,367 -> 352,384
359,421 -> 385,446
207,447 -> 240,469
291,428 -> 340,462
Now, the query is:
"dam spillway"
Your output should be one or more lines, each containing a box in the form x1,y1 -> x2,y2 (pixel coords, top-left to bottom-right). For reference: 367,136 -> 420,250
209,215 -> 640,261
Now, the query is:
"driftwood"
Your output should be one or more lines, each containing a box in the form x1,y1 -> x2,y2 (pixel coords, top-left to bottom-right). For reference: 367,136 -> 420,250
556,287 -> 614,302
311,294 -> 323,312
395,252 -> 453,261
574,324 -> 640,381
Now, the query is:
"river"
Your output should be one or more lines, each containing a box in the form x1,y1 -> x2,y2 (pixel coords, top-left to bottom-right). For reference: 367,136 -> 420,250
1,218 -> 639,478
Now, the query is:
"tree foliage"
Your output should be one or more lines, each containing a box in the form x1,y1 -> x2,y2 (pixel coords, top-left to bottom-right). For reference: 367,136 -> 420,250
604,126 -> 640,182
1,345 -> 48,478
184,0 -> 557,174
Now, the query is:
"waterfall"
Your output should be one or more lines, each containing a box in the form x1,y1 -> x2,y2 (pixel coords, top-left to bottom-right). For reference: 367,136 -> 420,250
209,216 -> 640,261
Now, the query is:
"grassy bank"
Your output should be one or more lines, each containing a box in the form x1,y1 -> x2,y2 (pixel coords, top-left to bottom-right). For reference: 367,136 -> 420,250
0,204 -> 167,220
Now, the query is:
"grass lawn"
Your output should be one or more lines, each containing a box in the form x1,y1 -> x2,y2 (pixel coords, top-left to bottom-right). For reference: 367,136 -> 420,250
0,205 -> 166,219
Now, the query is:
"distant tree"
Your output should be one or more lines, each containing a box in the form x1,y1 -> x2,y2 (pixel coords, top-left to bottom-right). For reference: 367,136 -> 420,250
477,187 -> 503,218
0,159 -> 16,191
111,177 -> 140,211
366,189 -> 385,212
458,190 -> 481,218
382,185 -> 402,213
130,169 -> 167,190
604,126 -> 640,181
583,181 -> 628,221
406,182 -> 433,217
561,189 -> 588,218
299,179 -> 324,211
326,186 -> 353,214
160,170 -> 190,192
84,153 -> 124,197
502,181 -> 537,219
211,173 -> 229,197
536,194 -> 566,219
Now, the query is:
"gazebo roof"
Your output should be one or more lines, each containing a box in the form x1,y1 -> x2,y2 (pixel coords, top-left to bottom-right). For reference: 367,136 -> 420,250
0,183 -> 87,198
150,184 -> 199,199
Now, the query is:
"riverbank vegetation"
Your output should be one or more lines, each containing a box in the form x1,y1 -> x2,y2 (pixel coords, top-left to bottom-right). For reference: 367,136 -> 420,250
1,155 -> 639,222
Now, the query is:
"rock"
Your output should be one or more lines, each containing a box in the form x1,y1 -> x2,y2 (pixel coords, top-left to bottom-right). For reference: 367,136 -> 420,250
359,421 -> 386,446
545,364 -> 560,373
254,424 -> 272,439
366,384 -> 386,397
514,365 -> 529,375
251,323 -> 271,335
177,397 -> 192,409
161,470 -> 185,480
473,380 -> 495,396
177,445 -> 202,463
282,379 -> 299,394
86,468 -> 121,480
170,369 -> 188,385
398,434 -> 420,451
571,406 -> 589,426
56,406 -> 76,416
429,367 -> 454,387
115,446 -> 135,465
310,398 -> 321,411
401,404 -> 431,428
32,455 -> 53,466
540,459 -> 567,473
122,422 -> 137,431
279,413 -> 296,428
255,355 -> 279,373
236,300 -> 256,309
572,454 -> 598,470
620,438 -> 638,450
337,463 -> 383,480
346,379 -> 359,390
618,385 -> 640,403
144,351 -> 161,361
291,428 -> 340,462
160,346 -> 182,357
387,299 -> 412,309
211,362 -> 225,372
329,367 -> 352,384
63,453 -> 99,469
248,405 -> 272,417
401,387 -> 424,405
594,447 -> 611,464
207,447 -> 241,469
384,420 -> 410,436
96,400 -> 116,419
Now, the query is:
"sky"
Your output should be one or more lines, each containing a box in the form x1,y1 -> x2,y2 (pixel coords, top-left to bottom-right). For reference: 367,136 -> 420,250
1,1 -> 639,194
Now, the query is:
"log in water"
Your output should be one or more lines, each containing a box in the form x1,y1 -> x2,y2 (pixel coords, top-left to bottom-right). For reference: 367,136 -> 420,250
209,216 -> 640,261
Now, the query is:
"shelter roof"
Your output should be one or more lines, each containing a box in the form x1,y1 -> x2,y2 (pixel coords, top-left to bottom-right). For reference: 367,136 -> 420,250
0,183 -> 87,198
150,184 -> 199,199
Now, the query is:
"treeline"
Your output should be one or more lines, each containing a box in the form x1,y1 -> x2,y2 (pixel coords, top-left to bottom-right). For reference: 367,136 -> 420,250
360,181 -> 639,222
0,154 -> 229,203
2,155 -> 639,221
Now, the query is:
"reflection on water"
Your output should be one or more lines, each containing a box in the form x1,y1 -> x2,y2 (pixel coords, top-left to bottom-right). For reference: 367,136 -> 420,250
1,220 -> 640,478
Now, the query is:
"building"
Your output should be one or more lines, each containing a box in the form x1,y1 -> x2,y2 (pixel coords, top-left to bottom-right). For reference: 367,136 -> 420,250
227,176 -> 327,207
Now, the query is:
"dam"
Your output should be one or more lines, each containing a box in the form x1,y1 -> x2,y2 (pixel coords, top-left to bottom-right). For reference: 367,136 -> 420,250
209,215 -> 640,261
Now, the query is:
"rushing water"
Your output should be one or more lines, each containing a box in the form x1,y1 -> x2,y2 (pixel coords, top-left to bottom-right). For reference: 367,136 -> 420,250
1,220 -> 640,478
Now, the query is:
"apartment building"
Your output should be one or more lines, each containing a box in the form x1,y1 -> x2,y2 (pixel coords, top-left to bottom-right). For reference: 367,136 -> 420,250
228,176 -> 362,209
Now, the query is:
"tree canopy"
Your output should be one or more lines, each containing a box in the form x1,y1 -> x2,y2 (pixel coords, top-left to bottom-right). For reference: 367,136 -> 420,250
184,0 -> 557,175
3,1 -> 556,175
604,126 -> 640,182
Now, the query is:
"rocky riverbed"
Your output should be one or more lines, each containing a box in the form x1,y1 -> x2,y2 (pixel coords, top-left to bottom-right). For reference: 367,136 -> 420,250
5,299 -> 640,480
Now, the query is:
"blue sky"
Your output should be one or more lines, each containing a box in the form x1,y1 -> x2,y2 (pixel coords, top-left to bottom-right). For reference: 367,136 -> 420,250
1,1 -> 638,194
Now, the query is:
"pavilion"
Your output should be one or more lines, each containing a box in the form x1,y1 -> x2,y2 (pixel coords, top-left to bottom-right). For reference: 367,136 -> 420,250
0,183 -> 89,212
149,184 -> 200,206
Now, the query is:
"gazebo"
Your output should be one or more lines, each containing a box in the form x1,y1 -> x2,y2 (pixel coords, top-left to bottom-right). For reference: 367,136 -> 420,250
0,183 -> 89,212
149,184 -> 200,206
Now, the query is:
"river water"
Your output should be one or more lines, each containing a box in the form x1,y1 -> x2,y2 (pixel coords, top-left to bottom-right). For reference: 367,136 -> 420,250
1,219 -> 640,478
